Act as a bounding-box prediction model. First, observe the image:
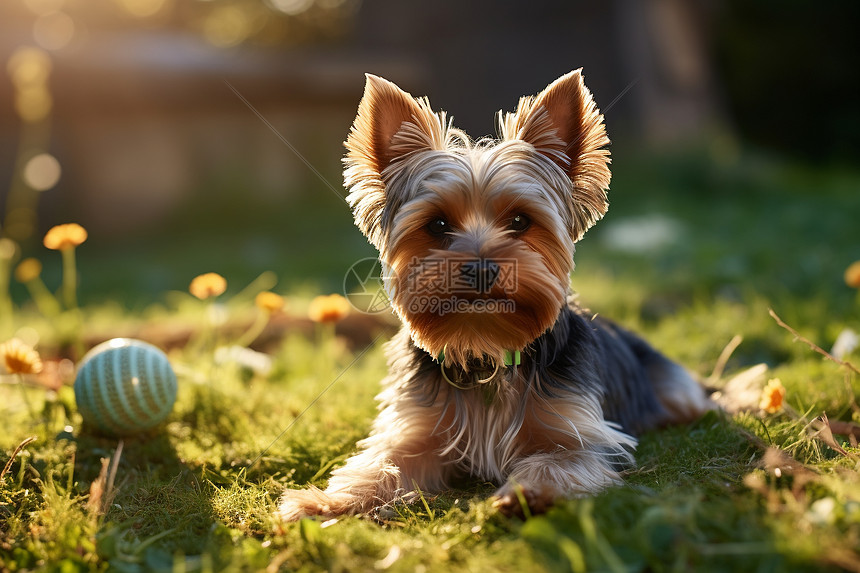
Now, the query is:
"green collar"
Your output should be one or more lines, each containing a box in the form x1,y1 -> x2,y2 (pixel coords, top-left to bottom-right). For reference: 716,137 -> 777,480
435,348 -> 521,367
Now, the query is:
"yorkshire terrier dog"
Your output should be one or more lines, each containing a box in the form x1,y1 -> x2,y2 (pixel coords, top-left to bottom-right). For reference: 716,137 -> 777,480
278,69 -> 713,520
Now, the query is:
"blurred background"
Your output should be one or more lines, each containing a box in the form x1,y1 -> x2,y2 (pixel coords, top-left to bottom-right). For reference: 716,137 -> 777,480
1,0 -> 858,309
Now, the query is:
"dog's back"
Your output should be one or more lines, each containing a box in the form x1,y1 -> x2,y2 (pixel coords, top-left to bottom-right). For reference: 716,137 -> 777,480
578,309 -> 714,434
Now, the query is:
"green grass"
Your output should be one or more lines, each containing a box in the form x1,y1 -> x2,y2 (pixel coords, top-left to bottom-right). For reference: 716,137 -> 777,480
2,147 -> 860,572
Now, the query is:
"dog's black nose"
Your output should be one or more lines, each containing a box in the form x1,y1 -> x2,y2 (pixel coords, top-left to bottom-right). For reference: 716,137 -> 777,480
459,259 -> 500,293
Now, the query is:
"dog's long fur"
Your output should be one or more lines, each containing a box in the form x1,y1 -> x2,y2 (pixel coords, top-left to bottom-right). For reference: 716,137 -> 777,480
278,70 -> 713,520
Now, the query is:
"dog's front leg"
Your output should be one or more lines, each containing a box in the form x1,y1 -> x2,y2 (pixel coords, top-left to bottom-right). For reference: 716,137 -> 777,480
278,406 -> 448,521
493,449 -> 627,516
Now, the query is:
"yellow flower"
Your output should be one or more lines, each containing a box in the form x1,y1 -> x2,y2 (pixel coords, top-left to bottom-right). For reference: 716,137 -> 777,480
760,378 -> 786,413
189,272 -> 227,300
255,291 -> 285,314
308,294 -> 351,323
1,338 -> 43,375
43,223 -> 88,250
845,261 -> 860,289
15,258 -> 42,283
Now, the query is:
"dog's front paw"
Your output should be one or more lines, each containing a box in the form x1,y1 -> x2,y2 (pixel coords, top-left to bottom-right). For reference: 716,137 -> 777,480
492,483 -> 557,518
277,487 -> 360,522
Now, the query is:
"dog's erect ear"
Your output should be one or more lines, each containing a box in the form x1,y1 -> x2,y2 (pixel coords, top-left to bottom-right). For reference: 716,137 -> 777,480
344,74 -> 446,248
347,74 -> 430,174
501,69 -> 611,241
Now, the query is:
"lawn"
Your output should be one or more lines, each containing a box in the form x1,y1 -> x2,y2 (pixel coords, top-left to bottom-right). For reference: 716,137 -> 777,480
1,147 -> 859,572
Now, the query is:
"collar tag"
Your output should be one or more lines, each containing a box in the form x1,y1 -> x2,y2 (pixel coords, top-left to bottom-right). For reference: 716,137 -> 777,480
503,349 -> 521,367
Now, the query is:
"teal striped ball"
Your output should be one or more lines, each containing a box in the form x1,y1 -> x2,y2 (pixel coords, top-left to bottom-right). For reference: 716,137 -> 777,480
74,338 -> 177,436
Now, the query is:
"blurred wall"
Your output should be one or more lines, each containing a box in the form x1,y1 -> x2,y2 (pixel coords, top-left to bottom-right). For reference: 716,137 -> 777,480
1,0 -> 725,243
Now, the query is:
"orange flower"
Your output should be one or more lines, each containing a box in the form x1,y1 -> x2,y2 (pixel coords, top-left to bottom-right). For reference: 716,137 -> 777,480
255,291 -> 285,314
759,378 -> 786,413
189,272 -> 227,300
1,338 -> 43,375
308,294 -> 351,323
845,261 -> 860,289
43,223 -> 87,250
15,258 -> 42,283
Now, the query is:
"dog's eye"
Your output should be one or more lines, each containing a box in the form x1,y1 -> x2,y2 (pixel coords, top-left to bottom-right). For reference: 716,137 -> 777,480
427,218 -> 451,236
509,214 -> 531,232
